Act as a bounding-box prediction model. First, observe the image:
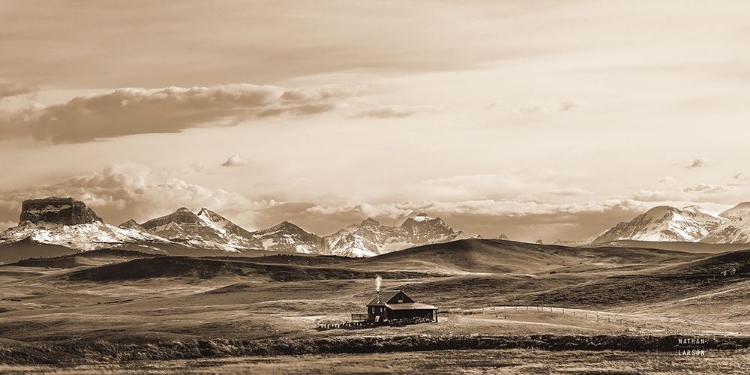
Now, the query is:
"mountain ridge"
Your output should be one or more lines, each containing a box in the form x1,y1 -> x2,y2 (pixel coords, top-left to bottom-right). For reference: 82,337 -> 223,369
0,198 -> 466,257
592,202 -> 750,245
9,197 -> 750,255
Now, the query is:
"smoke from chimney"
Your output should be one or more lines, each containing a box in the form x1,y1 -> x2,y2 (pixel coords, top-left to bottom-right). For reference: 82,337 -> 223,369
375,274 -> 382,303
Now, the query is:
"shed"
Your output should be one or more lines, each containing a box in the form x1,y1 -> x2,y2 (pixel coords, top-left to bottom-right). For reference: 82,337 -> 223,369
366,290 -> 438,324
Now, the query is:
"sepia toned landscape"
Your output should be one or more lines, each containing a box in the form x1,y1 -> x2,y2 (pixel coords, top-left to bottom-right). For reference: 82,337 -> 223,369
2,228 -> 750,373
3,1 -> 750,373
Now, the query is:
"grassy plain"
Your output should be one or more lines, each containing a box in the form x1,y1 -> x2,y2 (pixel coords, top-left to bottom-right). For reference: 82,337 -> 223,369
1,239 -> 748,372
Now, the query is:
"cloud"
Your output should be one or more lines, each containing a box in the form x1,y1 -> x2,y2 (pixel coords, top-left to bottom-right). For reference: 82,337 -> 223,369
0,80 -> 37,100
658,176 -> 677,184
511,99 -> 582,115
403,174 -> 595,203
683,183 -> 728,194
632,182 -> 740,204
0,84 -> 364,144
686,158 -> 707,169
190,163 -> 211,174
221,154 -> 246,167
0,163 -> 270,229
358,105 -> 438,119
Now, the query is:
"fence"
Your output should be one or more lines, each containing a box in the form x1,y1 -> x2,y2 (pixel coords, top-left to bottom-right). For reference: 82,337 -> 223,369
442,305 -> 640,327
351,313 -> 368,322
318,321 -> 370,330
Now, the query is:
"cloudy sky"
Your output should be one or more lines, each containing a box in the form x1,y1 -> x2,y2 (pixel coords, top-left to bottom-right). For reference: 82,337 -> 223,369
1,1 -> 750,242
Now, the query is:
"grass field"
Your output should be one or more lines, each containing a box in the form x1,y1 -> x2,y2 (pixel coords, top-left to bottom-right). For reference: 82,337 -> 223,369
0,239 -> 748,372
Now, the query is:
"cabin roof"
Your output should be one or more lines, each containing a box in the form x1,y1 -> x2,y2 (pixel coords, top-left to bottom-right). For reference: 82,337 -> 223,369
384,302 -> 437,311
366,290 -> 436,310
366,290 -> 401,307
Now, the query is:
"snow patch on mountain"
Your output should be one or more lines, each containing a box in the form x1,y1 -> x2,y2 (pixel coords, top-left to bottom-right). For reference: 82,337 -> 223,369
0,221 -> 170,251
1,199 -> 470,257
593,205 -> 725,244
252,221 -> 326,254
701,202 -> 750,244
323,214 -> 464,257
719,202 -> 750,221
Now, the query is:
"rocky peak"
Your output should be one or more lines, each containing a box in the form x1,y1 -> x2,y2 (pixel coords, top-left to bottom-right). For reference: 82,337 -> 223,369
275,221 -> 300,230
255,221 -> 312,237
593,205 -> 725,244
720,202 -> 750,221
641,206 -> 679,220
119,219 -> 144,231
197,208 -> 224,221
19,197 -> 102,226
412,213 -> 433,222
141,207 -> 200,229
401,215 -> 448,229
361,217 -> 381,226
253,221 -> 327,254
400,215 -> 456,244
197,207 -> 216,216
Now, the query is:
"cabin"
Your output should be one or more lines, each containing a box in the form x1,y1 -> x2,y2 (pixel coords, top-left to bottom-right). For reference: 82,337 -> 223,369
366,290 -> 438,324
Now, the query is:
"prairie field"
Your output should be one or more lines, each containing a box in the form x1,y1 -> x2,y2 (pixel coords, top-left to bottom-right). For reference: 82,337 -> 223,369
1,240 -> 748,373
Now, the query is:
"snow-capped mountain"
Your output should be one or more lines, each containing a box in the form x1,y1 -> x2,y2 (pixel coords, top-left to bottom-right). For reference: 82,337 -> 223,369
1,198 -> 469,257
119,219 -> 145,231
592,205 -> 725,244
16,197 -> 750,257
701,220 -> 750,244
252,221 -> 327,254
139,207 -> 262,251
400,213 -> 459,244
0,198 -> 169,251
323,217 -> 410,257
323,213 -> 464,257
719,202 -> 750,222
701,202 -> 750,244
324,229 -> 379,257
139,208 -> 326,253
0,221 -> 169,251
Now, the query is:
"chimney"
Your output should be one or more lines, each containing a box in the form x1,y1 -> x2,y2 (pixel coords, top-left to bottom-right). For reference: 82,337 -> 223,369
377,291 -> 381,303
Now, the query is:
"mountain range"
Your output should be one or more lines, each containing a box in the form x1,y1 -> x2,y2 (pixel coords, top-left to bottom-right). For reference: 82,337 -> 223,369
592,202 -> 750,245
0,197 -> 465,257
6,197 -> 750,257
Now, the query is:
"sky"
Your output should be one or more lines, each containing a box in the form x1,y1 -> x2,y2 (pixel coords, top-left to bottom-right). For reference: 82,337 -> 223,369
1,0 -> 750,242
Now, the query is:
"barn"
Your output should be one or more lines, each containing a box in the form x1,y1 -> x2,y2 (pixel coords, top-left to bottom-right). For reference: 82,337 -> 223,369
366,290 -> 438,324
